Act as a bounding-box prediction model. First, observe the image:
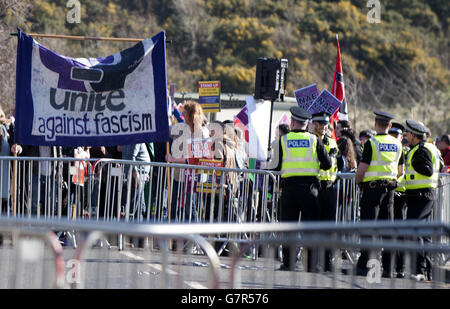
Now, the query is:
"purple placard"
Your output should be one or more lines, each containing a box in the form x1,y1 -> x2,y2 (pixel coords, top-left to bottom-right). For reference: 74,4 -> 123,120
294,84 -> 318,110
307,89 -> 342,115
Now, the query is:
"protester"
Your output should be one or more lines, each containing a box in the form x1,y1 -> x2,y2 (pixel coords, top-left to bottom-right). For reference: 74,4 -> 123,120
234,126 -> 248,170
337,121 -> 362,162
264,123 -> 291,170
18,145 -> 63,216
436,134 -> 450,172
336,136 -> 357,172
166,101 -> 209,221
0,108 -> 12,215
359,129 -> 375,146
121,143 -> 151,221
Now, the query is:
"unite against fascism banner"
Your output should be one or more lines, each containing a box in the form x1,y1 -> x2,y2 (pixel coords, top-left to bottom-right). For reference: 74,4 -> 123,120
15,29 -> 169,146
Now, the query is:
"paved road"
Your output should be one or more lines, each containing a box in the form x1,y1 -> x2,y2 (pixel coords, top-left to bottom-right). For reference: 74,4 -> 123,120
0,238 -> 448,289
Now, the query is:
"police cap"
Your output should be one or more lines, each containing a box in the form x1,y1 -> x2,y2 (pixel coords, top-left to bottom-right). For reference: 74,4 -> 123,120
405,119 -> 428,135
388,122 -> 405,135
290,106 -> 311,122
311,112 -> 331,124
373,110 -> 396,122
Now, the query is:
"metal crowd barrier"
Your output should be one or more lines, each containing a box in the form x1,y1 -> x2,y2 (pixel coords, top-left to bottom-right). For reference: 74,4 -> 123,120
0,217 -> 448,289
0,225 -> 64,289
1,157 -> 448,224
0,157 -> 449,248
0,157 -> 278,222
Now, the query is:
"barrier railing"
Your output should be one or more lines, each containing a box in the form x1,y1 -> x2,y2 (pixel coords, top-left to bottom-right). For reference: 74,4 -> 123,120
0,157 -> 449,249
0,225 -> 64,289
0,217 -> 448,289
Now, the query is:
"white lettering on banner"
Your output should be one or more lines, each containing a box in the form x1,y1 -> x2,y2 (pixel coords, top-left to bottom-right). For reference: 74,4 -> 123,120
379,143 -> 398,152
287,140 -> 310,148
50,88 -> 126,112
36,111 -> 153,141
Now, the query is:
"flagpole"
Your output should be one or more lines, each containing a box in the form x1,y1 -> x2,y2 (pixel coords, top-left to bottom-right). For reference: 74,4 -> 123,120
267,99 -> 275,162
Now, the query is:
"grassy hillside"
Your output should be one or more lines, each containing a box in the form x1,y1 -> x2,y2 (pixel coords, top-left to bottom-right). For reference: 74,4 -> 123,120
0,0 -> 448,135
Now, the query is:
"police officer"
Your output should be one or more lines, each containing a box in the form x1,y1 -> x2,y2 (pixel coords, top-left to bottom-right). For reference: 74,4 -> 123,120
312,112 -> 338,271
388,122 -> 408,220
388,122 -> 408,278
275,106 -> 332,271
355,111 -> 404,277
404,120 -> 443,281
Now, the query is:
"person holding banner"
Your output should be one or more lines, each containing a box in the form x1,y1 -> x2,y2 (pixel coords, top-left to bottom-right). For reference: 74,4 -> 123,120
0,108 -> 13,216
311,111 -> 338,272
121,143 -> 151,221
274,106 -> 332,272
355,111 -> 404,278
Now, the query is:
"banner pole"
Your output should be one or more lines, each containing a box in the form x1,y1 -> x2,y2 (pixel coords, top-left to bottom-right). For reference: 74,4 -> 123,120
12,151 -> 17,217
11,32 -> 143,42
267,99 -> 275,162
10,32 -> 173,44
166,142 -> 171,222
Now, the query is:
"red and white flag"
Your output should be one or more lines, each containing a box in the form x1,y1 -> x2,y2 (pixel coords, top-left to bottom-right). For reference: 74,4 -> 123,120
330,34 -> 348,139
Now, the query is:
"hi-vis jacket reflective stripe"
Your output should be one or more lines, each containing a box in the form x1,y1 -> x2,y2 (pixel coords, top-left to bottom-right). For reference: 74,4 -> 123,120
362,135 -> 402,182
319,136 -> 337,182
280,132 -> 320,178
395,146 -> 410,193
405,143 -> 439,190
396,174 -> 406,192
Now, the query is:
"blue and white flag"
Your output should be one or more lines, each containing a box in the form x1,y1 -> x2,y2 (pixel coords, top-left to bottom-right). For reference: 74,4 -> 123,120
15,29 -> 169,146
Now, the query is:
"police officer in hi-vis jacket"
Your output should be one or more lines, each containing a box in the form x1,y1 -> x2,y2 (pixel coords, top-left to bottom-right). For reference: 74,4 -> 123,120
388,122 -> 408,278
274,106 -> 331,271
312,111 -> 338,272
355,111 -> 404,277
403,119 -> 443,281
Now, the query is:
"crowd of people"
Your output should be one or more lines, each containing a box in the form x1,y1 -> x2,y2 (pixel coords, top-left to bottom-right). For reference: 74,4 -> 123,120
0,101 -> 249,223
0,100 -> 449,278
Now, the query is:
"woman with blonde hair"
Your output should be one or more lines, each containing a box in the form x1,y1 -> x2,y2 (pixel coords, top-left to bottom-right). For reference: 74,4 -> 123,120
165,101 -> 209,222
166,100 -> 208,164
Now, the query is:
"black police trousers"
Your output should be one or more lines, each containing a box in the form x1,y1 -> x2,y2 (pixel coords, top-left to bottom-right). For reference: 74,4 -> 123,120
405,189 -> 435,277
280,181 -> 320,271
318,182 -> 337,271
356,185 -> 395,275
392,192 -> 407,275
